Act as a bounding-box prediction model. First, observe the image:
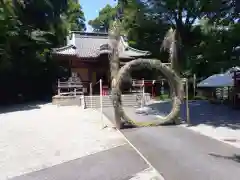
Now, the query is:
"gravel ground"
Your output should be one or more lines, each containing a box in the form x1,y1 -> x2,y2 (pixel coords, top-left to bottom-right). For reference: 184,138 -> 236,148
0,104 -> 125,180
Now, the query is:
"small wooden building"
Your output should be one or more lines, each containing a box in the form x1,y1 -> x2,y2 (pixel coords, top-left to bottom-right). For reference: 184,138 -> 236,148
197,68 -> 240,108
52,31 -> 151,94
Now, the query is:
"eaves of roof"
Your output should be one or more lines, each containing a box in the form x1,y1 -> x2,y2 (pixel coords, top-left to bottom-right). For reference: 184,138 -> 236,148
52,32 -> 151,58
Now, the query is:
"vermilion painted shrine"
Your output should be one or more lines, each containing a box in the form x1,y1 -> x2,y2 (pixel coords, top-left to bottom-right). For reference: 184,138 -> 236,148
52,31 -> 151,95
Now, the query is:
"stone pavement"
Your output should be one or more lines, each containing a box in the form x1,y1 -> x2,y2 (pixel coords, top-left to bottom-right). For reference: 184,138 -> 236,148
103,106 -> 240,180
10,144 -> 152,180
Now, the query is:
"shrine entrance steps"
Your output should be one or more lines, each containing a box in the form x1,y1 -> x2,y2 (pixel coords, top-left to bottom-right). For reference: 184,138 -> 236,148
52,93 -> 151,108
84,93 -> 151,109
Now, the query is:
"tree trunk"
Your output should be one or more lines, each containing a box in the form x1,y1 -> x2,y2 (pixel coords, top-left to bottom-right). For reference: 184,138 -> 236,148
109,20 -> 122,129
111,48 -> 122,129
169,29 -> 182,124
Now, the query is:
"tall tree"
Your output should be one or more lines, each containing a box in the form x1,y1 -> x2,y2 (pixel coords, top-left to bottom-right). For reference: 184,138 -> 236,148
0,0 -> 86,104
88,5 -> 117,32
90,0 -> 239,78
118,0 -> 238,75
64,0 -> 86,31
187,18 -> 240,77
89,1 -> 169,59
120,0 -> 169,58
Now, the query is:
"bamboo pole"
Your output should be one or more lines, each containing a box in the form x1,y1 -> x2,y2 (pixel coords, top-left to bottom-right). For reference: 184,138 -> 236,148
90,83 -> 92,108
141,79 -> 145,108
100,79 -> 103,128
58,79 -> 60,95
193,74 -> 196,97
184,78 -> 190,124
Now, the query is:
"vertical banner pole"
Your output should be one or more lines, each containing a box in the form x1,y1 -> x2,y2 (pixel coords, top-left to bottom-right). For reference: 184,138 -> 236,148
161,79 -> 164,98
185,78 -> 190,124
100,79 -> 104,128
58,79 -> 60,95
74,88 -> 76,96
141,79 -> 145,108
193,74 -> 196,97
90,83 -> 92,108
152,80 -> 155,98
152,83 -> 154,98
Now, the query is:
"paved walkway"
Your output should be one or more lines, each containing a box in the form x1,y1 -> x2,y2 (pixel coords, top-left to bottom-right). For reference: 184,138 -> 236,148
11,144 -> 150,180
103,107 -> 240,180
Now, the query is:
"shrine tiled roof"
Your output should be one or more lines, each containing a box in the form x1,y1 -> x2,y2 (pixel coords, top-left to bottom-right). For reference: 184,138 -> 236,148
52,31 -> 151,59
52,45 -> 76,56
75,33 -> 110,57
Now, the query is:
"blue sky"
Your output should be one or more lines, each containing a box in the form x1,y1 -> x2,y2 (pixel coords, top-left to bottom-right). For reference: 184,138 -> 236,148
80,0 -> 117,32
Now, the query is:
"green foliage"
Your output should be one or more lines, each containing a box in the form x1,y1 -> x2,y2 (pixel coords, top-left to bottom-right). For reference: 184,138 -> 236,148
143,0 -> 239,76
0,0 -> 85,104
64,0 -> 86,31
1,0 -> 239,105
88,5 -> 117,32
187,20 -> 240,77
91,0 -> 240,78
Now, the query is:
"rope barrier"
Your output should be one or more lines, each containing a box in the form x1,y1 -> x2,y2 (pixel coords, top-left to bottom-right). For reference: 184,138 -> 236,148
95,80 -> 101,85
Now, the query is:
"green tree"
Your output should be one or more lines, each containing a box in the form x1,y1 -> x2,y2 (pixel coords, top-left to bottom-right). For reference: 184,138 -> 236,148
89,1 -> 169,59
125,0 -> 170,59
187,18 -> 240,78
88,4 -> 117,32
118,0 -> 238,75
0,0 -> 85,104
64,0 -> 86,31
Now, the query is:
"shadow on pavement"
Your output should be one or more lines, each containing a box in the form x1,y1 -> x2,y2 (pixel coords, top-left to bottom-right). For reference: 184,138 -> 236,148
143,100 -> 240,130
0,101 -> 49,114
209,153 -> 240,163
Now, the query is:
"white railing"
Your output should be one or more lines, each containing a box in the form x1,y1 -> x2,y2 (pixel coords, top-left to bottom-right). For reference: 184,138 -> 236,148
132,78 -> 166,98
57,79 -> 84,96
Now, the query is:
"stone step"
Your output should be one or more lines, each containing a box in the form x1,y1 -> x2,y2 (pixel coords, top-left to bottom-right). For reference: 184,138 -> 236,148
85,104 -> 139,108
85,100 -> 137,103
84,99 -> 139,102
85,101 -> 137,105
85,103 -> 138,107
85,100 -> 142,103
85,97 -> 143,100
84,93 -> 151,108
85,98 -> 138,102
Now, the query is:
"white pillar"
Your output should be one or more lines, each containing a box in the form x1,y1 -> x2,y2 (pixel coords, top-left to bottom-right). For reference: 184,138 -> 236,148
141,79 -> 145,107
74,88 -> 76,96
90,83 -> 92,108
161,79 -> 164,95
58,79 -> 60,95
193,74 -> 196,97
183,78 -> 190,124
100,79 -> 104,128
